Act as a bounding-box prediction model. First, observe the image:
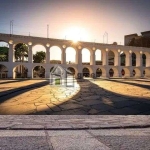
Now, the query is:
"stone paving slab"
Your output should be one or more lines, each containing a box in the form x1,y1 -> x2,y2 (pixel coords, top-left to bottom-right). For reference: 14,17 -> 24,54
0,129 -> 149,150
0,116 -> 150,130
0,79 -> 150,115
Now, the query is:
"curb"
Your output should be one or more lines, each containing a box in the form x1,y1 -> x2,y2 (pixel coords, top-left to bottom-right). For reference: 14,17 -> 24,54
0,124 -> 150,131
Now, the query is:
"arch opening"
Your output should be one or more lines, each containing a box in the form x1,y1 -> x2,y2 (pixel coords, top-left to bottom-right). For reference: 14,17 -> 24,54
96,68 -> 102,77
109,68 -> 114,77
67,67 -> 75,75
142,54 -> 146,67
0,41 -> 9,62
132,69 -> 136,77
50,46 -> 61,64
82,48 -> 90,65
32,45 -> 46,63
0,64 -> 8,78
14,43 -> 29,62
132,52 -> 136,66
120,51 -> 126,66
33,66 -> 45,78
66,47 -> 76,64
95,49 -> 102,65
108,51 -> 115,65
82,67 -> 90,77
13,65 -> 28,78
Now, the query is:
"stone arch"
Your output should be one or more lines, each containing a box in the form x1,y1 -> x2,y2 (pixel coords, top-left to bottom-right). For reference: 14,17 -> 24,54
82,67 -> 90,77
144,68 -> 150,77
142,53 -> 146,67
32,44 -> 46,63
50,46 -> 62,64
33,65 -> 45,78
132,52 -> 136,66
121,68 -> 130,77
120,51 -> 126,66
32,43 -> 46,49
14,43 -> 29,62
134,68 -> 141,77
67,67 -> 76,75
109,68 -> 114,77
0,64 -> 8,78
66,47 -> 76,64
111,67 -> 119,77
96,68 -> 102,77
108,50 -> 115,65
121,69 -> 125,76
132,69 -> 136,77
0,41 -> 9,62
144,52 -> 150,67
82,48 -> 90,65
95,49 -> 102,65
13,65 -> 28,78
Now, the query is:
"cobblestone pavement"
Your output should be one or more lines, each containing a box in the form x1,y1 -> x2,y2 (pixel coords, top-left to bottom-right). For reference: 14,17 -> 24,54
0,78 -> 150,115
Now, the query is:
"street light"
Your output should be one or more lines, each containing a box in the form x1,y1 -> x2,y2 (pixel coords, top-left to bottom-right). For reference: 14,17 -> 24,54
103,32 -> 108,44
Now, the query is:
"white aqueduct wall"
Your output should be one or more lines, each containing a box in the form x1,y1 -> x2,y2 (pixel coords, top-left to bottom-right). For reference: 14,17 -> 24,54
0,33 -> 150,79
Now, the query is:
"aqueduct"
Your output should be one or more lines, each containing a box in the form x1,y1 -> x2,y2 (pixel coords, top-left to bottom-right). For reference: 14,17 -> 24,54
0,33 -> 150,79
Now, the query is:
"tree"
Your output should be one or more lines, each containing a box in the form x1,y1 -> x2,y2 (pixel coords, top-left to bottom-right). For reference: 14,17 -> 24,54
14,43 -> 28,62
112,42 -> 117,45
0,47 -> 9,61
33,51 -> 46,63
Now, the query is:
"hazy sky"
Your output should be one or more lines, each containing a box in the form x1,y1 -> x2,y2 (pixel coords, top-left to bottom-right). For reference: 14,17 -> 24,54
0,0 -> 150,45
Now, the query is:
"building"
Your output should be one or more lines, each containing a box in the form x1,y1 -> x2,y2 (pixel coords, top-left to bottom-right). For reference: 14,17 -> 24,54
125,31 -> 150,47
50,65 -> 74,86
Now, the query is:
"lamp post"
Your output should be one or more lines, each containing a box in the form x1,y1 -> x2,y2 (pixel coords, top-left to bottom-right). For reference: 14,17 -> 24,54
10,20 -> 14,35
103,32 -> 108,44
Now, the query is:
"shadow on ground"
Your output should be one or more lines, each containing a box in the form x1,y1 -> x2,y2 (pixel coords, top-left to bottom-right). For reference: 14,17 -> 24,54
0,79 -> 150,115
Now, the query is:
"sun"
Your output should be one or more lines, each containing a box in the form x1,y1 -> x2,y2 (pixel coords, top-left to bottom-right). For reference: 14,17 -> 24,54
64,27 -> 88,43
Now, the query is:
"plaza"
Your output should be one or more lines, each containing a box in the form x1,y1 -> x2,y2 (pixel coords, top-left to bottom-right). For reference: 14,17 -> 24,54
0,78 -> 150,115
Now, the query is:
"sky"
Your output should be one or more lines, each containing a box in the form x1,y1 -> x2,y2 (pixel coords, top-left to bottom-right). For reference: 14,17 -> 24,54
0,0 -> 150,44
0,0 -> 150,61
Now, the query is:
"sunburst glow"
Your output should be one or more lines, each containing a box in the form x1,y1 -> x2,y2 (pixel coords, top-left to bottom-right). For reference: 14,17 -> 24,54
64,27 -> 89,42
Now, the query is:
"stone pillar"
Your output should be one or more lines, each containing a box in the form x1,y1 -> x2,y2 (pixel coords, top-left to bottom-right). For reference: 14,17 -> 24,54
46,47 -> 50,64
114,51 -> 121,66
113,69 -> 121,77
76,48 -> 82,79
136,53 -> 142,67
135,71 -> 141,78
28,67 -> 33,78
45,71 -> 50,78
126,52 -> 132,66
102,49 -> 108,66
146,56 -> 150,67
145,69 -> 150,77
9,44 -> 14,62
28,45 -> 33,63
61,48 -> 66,64
8,69 -> 14,78
76,49 -> 82,65
90,50 -> 95,65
